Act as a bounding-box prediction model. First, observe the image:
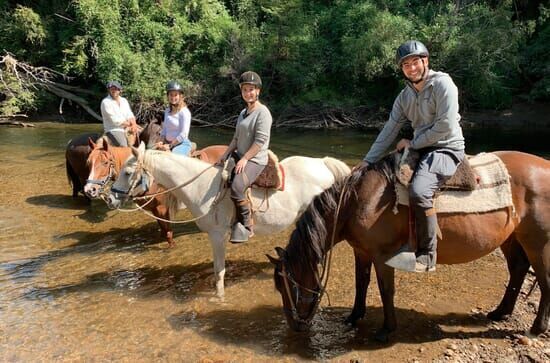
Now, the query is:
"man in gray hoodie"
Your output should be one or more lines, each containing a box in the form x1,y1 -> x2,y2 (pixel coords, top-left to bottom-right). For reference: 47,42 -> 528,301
357,40 -> 465,272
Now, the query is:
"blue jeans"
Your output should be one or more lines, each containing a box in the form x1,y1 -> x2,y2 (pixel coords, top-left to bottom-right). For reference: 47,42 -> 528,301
171,139 -> 193,156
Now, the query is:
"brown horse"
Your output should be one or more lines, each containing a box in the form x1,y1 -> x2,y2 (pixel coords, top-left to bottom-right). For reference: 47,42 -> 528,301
65,132 -> 101,202
84,139 -> 227,247
269,151 -> 550,341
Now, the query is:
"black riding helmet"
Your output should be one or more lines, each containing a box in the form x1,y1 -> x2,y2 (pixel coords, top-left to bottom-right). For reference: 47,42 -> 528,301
166,80 -> 184,94
396,40 -> 429,67
239,71 -> 262,89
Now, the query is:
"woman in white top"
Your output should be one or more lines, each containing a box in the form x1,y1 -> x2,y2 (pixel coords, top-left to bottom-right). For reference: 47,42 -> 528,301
100,80 -> 138,147
155,80 -> 193,156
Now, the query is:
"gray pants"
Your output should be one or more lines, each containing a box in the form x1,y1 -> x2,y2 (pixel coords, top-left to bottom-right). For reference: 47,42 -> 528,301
409,148 -> 464,266
230,159 -> 265,202
105,130 -> 128,147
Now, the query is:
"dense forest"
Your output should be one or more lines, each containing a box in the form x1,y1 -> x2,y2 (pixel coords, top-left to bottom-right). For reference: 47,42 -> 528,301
0,0 -> 548,126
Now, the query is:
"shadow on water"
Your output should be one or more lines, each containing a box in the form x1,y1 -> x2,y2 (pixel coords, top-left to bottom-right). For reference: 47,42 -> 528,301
176,305 -> 523,360
1,223 -> 202,281
21,260 -> 272,303
26,194 -> 116,222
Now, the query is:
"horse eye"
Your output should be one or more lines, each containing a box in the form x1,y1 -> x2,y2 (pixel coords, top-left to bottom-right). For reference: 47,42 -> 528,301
125,171 -> 132,176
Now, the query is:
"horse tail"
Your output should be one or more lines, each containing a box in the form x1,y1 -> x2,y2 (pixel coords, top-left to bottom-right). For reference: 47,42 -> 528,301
322,157 -> 351,182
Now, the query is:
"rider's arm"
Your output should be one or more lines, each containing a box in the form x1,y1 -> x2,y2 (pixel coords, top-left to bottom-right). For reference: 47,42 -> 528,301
364,92 -> 407,163
173,108 -> 191,145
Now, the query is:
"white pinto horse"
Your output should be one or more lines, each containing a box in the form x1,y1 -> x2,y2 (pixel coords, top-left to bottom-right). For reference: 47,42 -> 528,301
107,143 -> 350,297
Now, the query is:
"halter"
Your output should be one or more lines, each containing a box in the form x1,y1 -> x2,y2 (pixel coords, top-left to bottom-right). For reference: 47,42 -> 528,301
86,152 -> 116,195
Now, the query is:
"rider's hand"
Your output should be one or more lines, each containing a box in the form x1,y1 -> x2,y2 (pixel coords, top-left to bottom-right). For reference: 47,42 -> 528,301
235,158 -> 248,174
352,160 -> 369,173
215,154 -> 228,166
396,138 -> 411,152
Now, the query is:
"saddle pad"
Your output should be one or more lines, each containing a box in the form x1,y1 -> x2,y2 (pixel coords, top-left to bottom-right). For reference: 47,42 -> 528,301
395,153 -> 514,214
252,150 -> 285,191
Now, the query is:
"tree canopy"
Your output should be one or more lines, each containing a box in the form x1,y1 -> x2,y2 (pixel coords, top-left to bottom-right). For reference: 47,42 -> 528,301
0,0 -> 548,125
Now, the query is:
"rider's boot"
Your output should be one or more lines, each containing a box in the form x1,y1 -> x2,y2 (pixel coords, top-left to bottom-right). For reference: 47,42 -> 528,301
414,206 -> 438,272
230,198 -> 254,243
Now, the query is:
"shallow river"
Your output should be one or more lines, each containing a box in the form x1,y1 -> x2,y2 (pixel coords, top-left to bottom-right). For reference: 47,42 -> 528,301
0,123 -> 548,361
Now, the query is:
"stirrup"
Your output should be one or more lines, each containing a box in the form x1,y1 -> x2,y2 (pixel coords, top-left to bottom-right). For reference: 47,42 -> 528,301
230,222 -> 251,244
385,244 -> 416,272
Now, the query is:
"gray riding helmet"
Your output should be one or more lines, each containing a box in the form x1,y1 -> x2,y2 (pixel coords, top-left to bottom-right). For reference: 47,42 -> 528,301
166,80 -> 184,93
396,40 -> 429,67
106,80 -> 122,90
239,71 -> 262,89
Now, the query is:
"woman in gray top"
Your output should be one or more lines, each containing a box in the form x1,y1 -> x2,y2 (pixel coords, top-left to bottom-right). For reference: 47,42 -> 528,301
218,71 -> 273,243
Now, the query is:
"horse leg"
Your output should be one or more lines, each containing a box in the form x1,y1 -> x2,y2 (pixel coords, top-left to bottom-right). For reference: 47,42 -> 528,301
66,159 -> 80,198
345,250 -> 372,326
522,244 -> 550,335
487,236 -> 531,321
152,204 -> 174,248
208,229 -> 227,299
373,259 -> 397,342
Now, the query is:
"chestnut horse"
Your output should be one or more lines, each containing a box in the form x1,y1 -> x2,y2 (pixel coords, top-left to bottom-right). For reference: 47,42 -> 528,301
84,139 -> 227,246
65,121 -> 163,202
269,151 -> 549,341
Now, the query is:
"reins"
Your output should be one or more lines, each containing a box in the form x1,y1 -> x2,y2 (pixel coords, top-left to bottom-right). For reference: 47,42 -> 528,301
280,174 -> 351,324
113,156 -> 230,224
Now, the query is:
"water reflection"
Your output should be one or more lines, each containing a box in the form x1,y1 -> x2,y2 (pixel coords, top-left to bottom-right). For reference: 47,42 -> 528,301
0,121 -> 547,360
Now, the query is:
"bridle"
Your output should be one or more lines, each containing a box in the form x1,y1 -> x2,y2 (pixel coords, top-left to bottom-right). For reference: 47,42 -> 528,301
86,151 -> 116,195
109,160 -> 150,203
278,260 -> 322,325
277,175 -> 351,326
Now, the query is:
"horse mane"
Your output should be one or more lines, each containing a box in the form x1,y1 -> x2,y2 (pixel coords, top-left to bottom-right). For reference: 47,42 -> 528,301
285,154 -> 395,266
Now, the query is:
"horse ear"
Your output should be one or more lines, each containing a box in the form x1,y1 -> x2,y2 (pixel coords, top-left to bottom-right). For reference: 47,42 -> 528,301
138,141 -> 146,154
266,254 -> 280,265
275,247 -> 286,259
103,138 -> 109,151
88,137 -> 96,149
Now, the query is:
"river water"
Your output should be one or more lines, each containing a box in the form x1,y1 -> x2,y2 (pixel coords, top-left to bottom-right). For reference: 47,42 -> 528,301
0,122 -> 548,361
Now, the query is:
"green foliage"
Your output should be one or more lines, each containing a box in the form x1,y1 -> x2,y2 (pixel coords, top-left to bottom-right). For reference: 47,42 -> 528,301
0,0 -> 547,120
520,5 -> 550,101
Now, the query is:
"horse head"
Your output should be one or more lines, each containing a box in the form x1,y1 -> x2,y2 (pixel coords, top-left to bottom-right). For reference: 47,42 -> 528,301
268,245 -> 322,332
106,142 -> 150,209
84,137 -> 116,199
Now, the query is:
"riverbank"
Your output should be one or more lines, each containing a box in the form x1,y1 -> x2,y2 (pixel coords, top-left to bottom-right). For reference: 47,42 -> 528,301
5,102 -> 550,130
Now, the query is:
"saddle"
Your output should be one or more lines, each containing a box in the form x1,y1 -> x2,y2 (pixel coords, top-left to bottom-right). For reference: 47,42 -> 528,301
396,148 -> 479,191
226,150 -> 285,191
252,150 -> 285,191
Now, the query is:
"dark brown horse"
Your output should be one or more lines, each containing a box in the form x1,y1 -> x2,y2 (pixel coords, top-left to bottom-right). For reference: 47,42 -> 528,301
85,139 -> 227,247
269,151 -> 550,341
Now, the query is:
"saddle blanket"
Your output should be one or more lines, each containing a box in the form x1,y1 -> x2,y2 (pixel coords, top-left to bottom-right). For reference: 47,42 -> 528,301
395,152 -> 514,214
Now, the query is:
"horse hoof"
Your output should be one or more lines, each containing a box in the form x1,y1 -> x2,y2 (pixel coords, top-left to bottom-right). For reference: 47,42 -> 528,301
529,324 -> 547,337
374,329 -> 390,343
344,312 -> 364,326
487,310 -> 509,321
